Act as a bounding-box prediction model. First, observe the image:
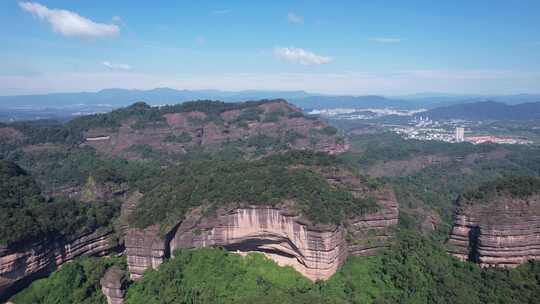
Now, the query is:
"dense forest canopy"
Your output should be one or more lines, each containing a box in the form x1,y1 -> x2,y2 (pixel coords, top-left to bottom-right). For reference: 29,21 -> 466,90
0,160 -> 120,246
129,151 -> 380,231
461,176 -> 540,204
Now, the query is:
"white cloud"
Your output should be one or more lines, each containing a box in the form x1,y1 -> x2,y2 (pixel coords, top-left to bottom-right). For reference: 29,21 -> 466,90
102,61 -> 131,71
287,12 -> 304,24
274,47 -> 332,65
370,37 -> 402,44
19,2 -> 119,38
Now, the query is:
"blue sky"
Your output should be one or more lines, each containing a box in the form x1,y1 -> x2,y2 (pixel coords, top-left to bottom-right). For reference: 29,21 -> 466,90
1,0 -> 539,95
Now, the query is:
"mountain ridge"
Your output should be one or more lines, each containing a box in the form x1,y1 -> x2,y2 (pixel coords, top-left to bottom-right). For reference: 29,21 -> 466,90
422,101 -> 540,120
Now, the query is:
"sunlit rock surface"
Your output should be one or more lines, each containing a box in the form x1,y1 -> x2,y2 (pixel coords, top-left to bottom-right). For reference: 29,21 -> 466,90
125,190 -> 398,281
448,195 -> 540,267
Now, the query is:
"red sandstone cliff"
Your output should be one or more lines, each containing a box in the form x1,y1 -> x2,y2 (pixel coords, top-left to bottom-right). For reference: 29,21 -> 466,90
448,194 -> 540,267
125,188 -> 398,281
0,229 -> 116,298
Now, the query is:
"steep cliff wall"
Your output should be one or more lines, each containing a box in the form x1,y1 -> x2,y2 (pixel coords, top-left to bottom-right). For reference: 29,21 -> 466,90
0,229 -> 115,298
448,195 -> 540,267
170,206 -> 348,281
125,226 -> 168,280
125,192 -> 398,281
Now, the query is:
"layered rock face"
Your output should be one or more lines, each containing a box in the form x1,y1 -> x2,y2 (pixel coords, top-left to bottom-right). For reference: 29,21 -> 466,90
346,190 -> 399,256
448,196 -> 540,267
0,229 -> 114,297
170,206 -> 348,281
125,191 -> 398,281
101,266 -> 127,304
125,226 -> 168,280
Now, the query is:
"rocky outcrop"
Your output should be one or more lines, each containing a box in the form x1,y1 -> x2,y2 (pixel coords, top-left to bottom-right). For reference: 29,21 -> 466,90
82,100 -> 349,158
0,127 -> 24,144
346,190 -> 399,256
125,225 -> 168,280
101,266 -> 127,304
0,229 -> 115,298
125,191 -> 398,281
448,195 -> 540,267
170,206 -> 348,281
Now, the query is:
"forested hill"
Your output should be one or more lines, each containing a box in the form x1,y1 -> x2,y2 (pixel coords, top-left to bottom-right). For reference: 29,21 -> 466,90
423,101 -> 540,121
0,160 -> 120,246
0,99 -> 347,159
460,176 -> 540,205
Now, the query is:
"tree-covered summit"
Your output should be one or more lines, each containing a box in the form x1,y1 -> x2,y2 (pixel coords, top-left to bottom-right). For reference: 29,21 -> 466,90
460,176 -> 540,205
67,99 -> 294,132
0,161 -> 120,246
129,151 -> 380,231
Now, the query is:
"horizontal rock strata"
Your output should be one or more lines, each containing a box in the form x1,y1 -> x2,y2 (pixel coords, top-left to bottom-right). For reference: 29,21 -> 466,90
346,190 -> 399,256
448,196 -> 540,267
0,229 -> 114,299
171,206 -> 348,281
125,192 -> 398,281
125,226 -> 168,280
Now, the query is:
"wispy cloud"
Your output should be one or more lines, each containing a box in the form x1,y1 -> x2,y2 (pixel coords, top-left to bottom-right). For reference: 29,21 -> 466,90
370,37 -> 402,44
287,12 -> 304,25
195,36 -> 206,45
211,9 -> 231,15
19,1 -> 119,38
274,47 -> 332,65
111,16 -> 122,24
102,61 -> 131,71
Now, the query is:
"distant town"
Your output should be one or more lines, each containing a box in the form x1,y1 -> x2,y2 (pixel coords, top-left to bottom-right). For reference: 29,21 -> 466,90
393,116 -> 533,145
312,108 -> 535,145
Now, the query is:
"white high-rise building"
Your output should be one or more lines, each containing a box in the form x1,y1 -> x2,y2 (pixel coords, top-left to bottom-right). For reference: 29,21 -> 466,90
455,127 -> 465,142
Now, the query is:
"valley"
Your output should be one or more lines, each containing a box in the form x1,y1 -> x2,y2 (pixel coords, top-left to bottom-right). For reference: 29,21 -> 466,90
1,99 -> 540,303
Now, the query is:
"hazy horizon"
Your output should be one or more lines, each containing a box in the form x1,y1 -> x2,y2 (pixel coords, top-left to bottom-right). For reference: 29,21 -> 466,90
1,1 -> 540,95
1,87 -> 540,98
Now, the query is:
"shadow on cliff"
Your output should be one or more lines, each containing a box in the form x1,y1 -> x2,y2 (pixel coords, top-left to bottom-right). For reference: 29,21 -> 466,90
468,226 -> 480,263
222,237 -> 304,264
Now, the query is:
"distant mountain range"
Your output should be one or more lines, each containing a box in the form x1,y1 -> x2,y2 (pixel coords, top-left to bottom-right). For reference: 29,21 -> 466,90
422,101 -> 540,121
0,88 -> 539,122
291,95 -> 418,110
0,88 -> 312,109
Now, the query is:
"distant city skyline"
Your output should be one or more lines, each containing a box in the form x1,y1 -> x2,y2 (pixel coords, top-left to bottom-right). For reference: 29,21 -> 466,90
1,0 -> 539,95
